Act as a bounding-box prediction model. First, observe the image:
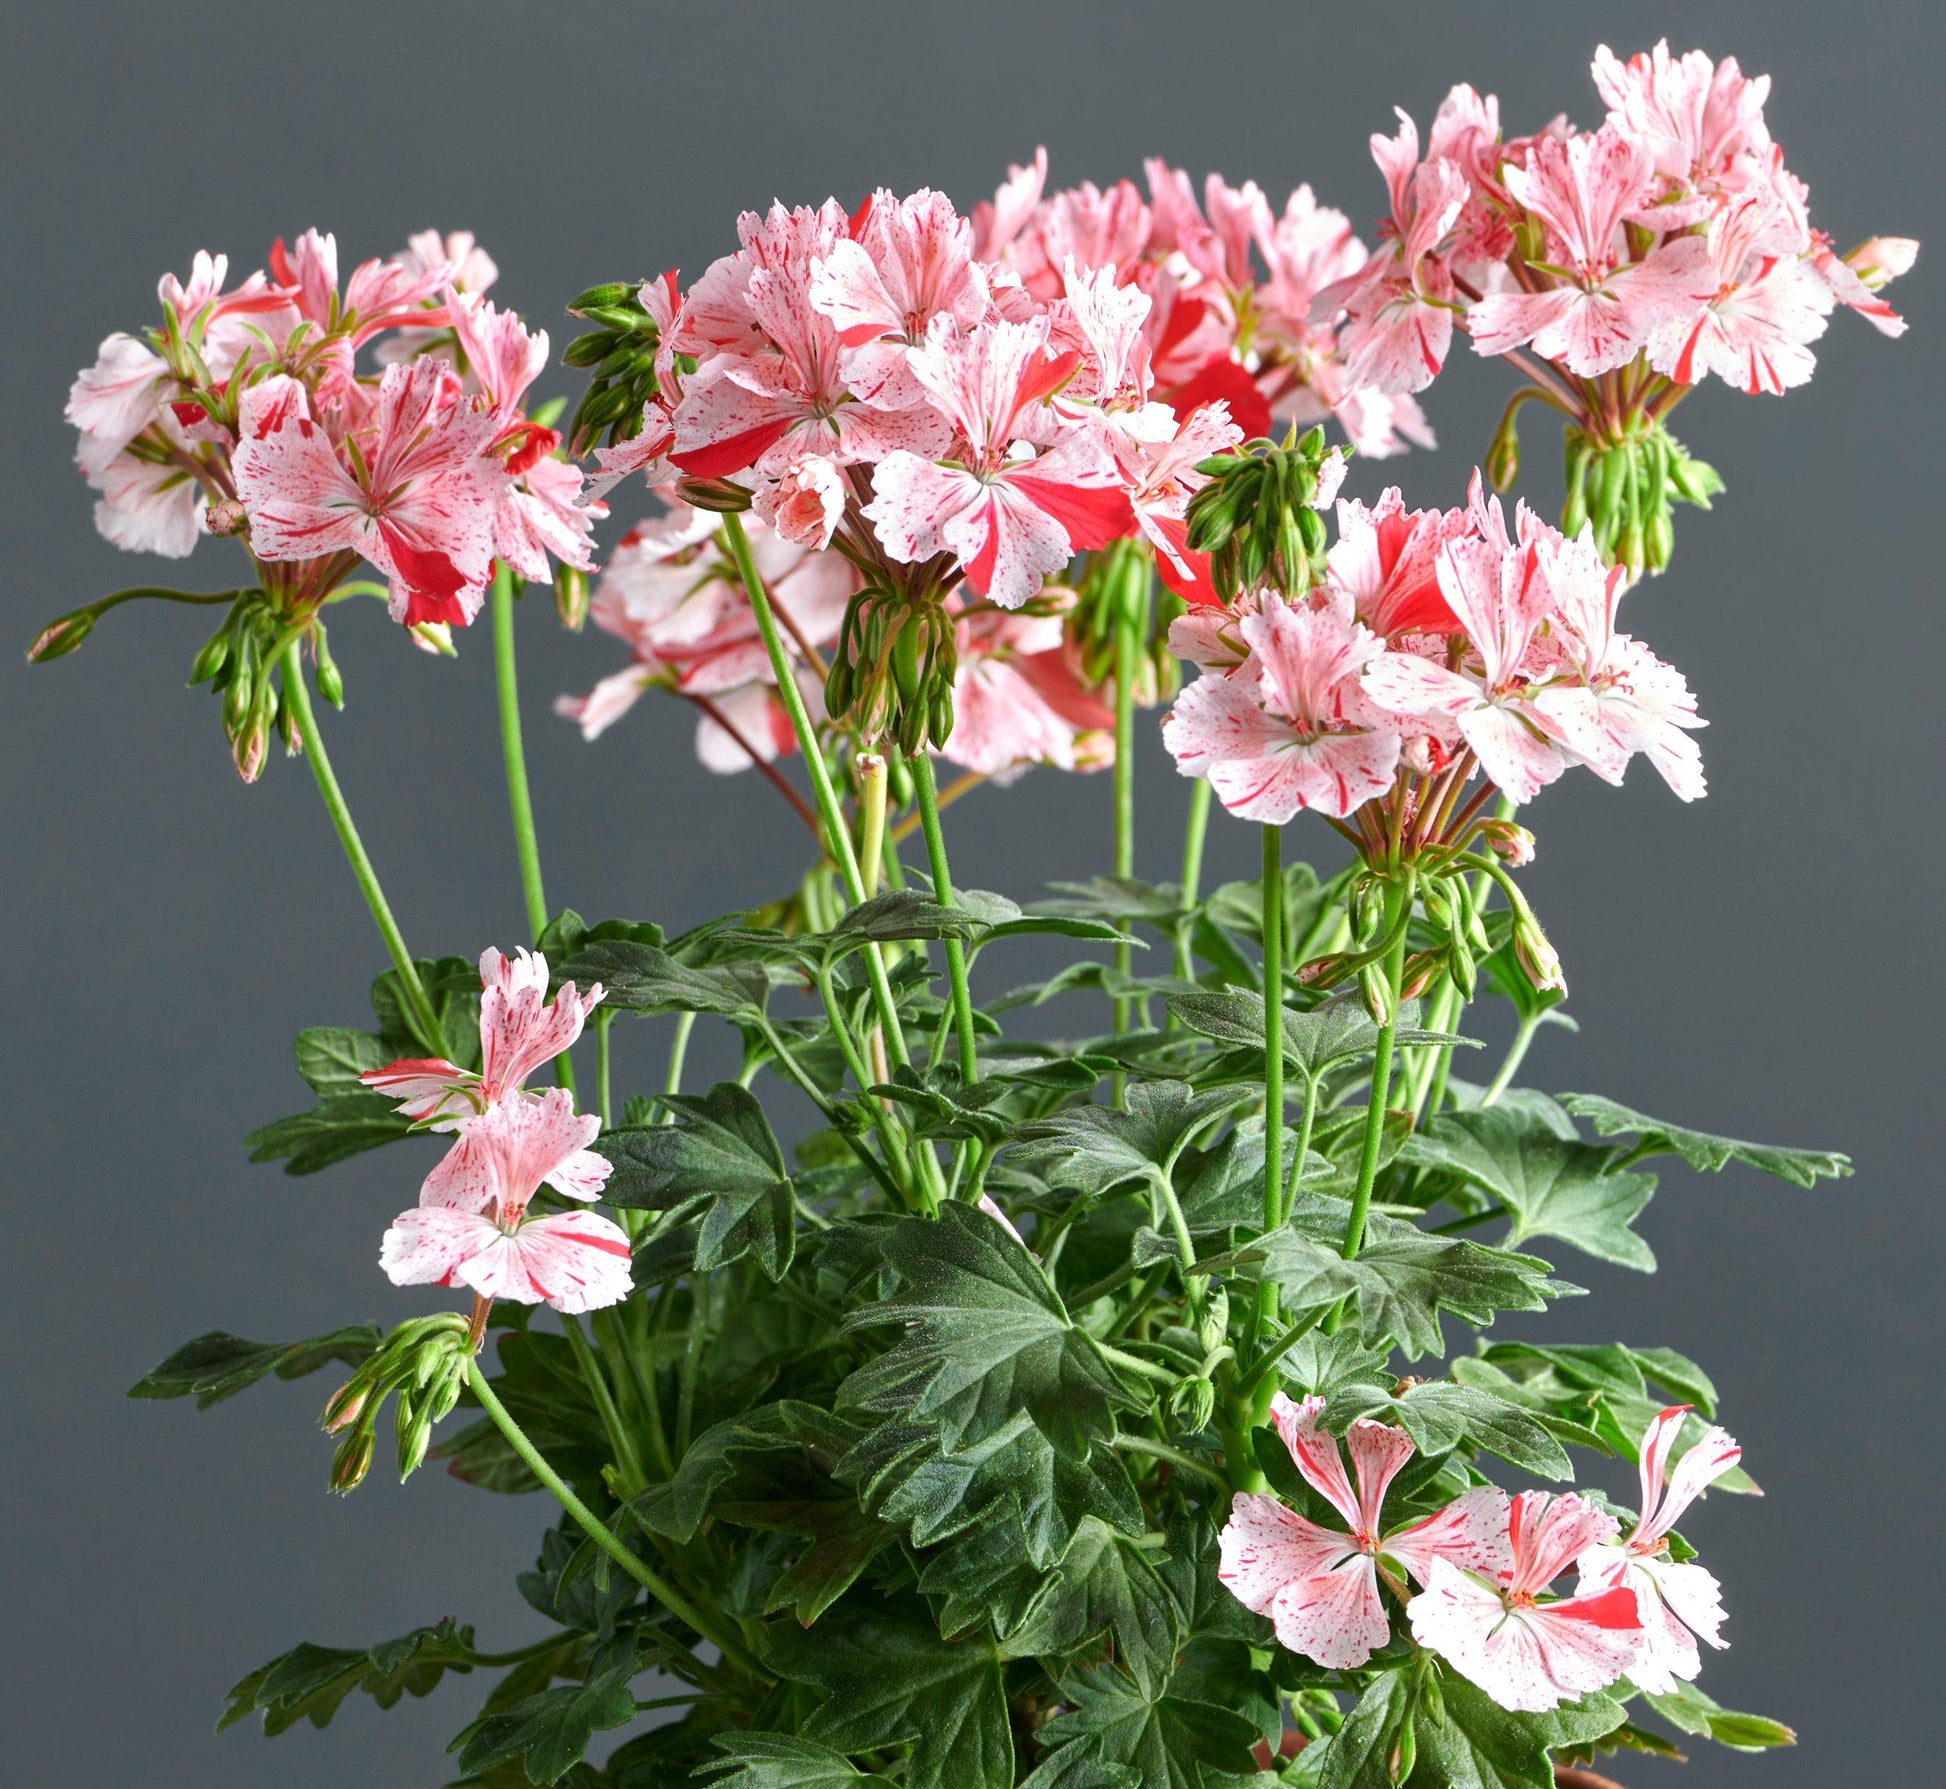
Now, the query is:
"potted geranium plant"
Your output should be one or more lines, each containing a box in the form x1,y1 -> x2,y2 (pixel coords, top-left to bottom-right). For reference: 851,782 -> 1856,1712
37,39 -> 1914,1789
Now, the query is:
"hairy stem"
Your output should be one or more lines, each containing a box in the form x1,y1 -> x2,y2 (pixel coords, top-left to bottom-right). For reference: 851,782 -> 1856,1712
1112,600 -> 1140,1040
1341,879 -> 1412,1264
562,1312 -> 645,1496
1173,778 -> 1213,981
281,641 -> 444,1057
1254,824 -> 1285,1352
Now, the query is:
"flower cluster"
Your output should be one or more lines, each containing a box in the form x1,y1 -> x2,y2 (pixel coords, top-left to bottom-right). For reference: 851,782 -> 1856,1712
1164,471 -> 1704,826
1223,1394 -> 1743,1712
1325,43 -> 1916,569
365,949 -> 632,1316
1337,44 -> 1913,399
60,230 -> 601,774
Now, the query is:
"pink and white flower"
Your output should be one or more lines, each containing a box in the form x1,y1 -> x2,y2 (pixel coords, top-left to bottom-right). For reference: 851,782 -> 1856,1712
944,596 -> 1113,783
380,1088 -> 630,1315
1219,1393 -> 1509,1670
361,946 -> 604,1123
1575,1405 -> 1744,1695
1409,1491 -> 1644,1711
232,358 -> 509,626
862,314 -> 1133,609
1163,589 -> 1400,822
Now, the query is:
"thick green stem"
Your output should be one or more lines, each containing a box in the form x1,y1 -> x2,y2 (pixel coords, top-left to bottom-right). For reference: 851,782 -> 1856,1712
1173,779 -> 1213,981
910,750 -> 978,1084
1254,825 -> 1285,1352
490,569 -> 576,1097
1112,602 -> 1140,1040
463,1360 -> 768,1682
282,642 -> 445,1058
1340,882 -> 1412,1265
718,514 -> 911,1071
491,567 -> 550,944
595,1014 -> 613,1128
1284,1072 -> 1320,1221
663,1011 -> 695,1109
1113,1433 -> 1232,1496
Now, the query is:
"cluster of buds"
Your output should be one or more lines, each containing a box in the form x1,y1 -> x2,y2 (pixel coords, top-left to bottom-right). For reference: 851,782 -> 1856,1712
824,582 -> 960,756
320,1312 -> 472,1491
562,279 -> 666,458
1555,419 -> 1723,574
1183,426 -> 1345,602
1066,540 -> 1179,706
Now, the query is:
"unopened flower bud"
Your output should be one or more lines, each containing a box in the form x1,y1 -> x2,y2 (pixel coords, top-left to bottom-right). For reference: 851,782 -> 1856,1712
409,622 -> 456,657
1170,1376 -> 1217,1432
313,637 -> 345,710
26,606 -> 95,663
1197,1287 -> 1229,1356
205,498 -> 250,539
1481,820 -> 1536,868
329,1425 -> 376,1494
188,626 -> 231,686
676,476 -> 753,513
321,1380 -> 368,1434
1513,912 -> 1566,996
1359,960 -> 1397,1026
1399,952 -> 1441,1001
568,281 -> 638,316
1486,405 -> 1521,492
1296,952 -> 1350,989
554,563 -> 589,632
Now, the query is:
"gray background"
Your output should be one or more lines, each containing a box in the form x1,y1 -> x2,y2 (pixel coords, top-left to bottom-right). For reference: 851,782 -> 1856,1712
3,2 -> 1938,1783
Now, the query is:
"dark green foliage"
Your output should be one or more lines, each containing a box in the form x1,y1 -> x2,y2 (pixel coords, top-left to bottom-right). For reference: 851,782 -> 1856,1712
129,1324 -> 379,1407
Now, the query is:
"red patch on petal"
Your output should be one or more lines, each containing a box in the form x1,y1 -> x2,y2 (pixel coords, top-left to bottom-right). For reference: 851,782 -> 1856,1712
670,417 -> 794,480
383,528 -> 471,626
1011,476 -> 1135,551
962,495 -> 1002,596
1557,1586 -> 1644,1630
1163,357 -> 1272,441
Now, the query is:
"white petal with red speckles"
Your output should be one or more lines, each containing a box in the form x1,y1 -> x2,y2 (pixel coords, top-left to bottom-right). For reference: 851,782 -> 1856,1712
1384,1485 -> 1512,1586
1268,1555 -> 1391,1670
1218,1492 -> 1351,1616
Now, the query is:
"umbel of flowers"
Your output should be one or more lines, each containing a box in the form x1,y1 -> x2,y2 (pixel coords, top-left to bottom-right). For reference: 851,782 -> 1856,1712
43,39 -> 1908,1789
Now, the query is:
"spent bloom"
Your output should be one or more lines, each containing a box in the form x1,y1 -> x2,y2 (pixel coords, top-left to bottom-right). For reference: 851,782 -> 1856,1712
1575,1405 -> 1745,1694
1409,1491 -> 1645,1711
1219,1393 -> 1510,1670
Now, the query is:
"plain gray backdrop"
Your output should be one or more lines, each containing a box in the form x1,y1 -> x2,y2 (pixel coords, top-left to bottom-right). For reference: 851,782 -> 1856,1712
4,2 -> 1940,1783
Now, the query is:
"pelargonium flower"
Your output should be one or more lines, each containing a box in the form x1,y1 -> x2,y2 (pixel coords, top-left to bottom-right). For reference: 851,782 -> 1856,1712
1163,588 -> 1400,821
233,358 -> 510,626
1408,1491 -> 1645,1711
863,313 -> 1132,609
361,946 -> 604,1123
380,1087 -> 630,1315
944,594 -> 1113,783
1575,1405 -> 1745,1694
1218,1393 -> 1510,1669
554,503 -> 852,770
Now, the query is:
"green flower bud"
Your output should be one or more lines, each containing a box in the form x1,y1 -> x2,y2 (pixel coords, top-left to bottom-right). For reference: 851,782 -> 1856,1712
561,329 -> 620,369
27,607 -> 96,663
329,1425 -> 376,1495
567,281 -> 637,315
188,624 -> 231,686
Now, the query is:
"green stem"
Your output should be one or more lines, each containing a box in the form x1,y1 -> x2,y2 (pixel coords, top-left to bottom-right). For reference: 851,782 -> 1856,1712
1340,880 -> 1412,1265
910,750 -> 978,1084
1113,1433 -> 1231,1496
1252,825 -> 1286,1356
281,642 -> 444,1058
1284,1072 -> 1320,1222
663,1012 -> 695,1111
1098,1342 -> 1180,1387
463,1361 -> 768,1682
1112,601 -> 1140,1041
595,1013 -> 613,1128
491,566 -> 550,944
561,1313 -> 645,1496
1173,778 -> 1213,982
1481,1013 -> 1541,1106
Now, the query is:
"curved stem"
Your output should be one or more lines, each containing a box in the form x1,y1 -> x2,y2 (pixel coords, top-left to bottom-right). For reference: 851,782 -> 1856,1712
1113,1433 -> 1231,1496
1253,824 -> 1285,1355
662,1012 -> 695,1109
463,1360 -> 769,1682
910,750 -> 978,1084
1284,1072 -> 1320,1222
1481,1012 -> 1541,1106
281,642 -> 444,1057
561,1312 -> 645,1496
684,691 -> 822,842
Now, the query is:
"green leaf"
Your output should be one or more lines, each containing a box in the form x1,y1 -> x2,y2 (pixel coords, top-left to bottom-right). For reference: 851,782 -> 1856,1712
1226,1194 -> 1567,1359
1314,1665 -> 1409,1789
839,1204 -> 1138,1458
129,1325 -> 380,1409
1168,989 -> 1474,1087
293,1026 -> 393,1096
1559,1091 -> 1852,1187
1036,1655 -> 1263,1789
827,889 -> 979,951
1323,1380 -> 1572,1480
1642,1678 -> 1796,1751
373,955 -> 482,1063
1011,1080 -> 1248,1200
1414,1678 -> 1626,1789
1005,1517 -> 1181,1695
517,1529 -> 639,1636
220,1618 -> 484,1736
554,939 -> 766,1018
764,1600 -> 1013,1789
702,1733 -> 888,1787
1404,1107 -> 1657,1270
1628,1345 -> 1718,1418
244,1090 -> 413,1174
1019,1737 -> 1142,1788
1034,875 -> 1187,928
451,1639 -> 643,1785
597,1082 -> 794,1278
